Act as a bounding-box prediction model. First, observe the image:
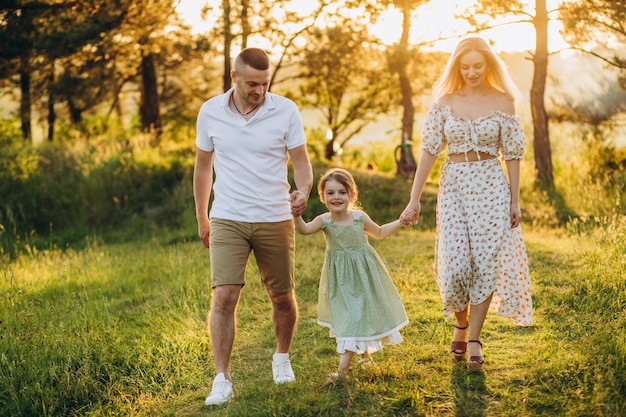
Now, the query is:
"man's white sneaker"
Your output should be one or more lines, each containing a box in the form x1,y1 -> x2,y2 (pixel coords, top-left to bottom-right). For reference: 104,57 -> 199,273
204,373 -> 233,406
272,358 -> 296,384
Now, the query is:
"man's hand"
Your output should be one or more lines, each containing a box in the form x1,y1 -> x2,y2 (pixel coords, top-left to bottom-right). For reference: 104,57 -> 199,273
289,190 -> 307,217
198,218 -> 211,248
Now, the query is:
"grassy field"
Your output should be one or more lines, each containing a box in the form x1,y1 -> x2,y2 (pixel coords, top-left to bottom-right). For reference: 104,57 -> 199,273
1,219 -> 624,416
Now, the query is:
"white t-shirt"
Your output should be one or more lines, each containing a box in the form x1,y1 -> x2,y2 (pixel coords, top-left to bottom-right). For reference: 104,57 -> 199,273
195,89 -> 307,222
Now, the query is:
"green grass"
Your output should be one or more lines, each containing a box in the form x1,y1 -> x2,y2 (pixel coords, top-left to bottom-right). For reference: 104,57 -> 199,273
1,220 -> 624,416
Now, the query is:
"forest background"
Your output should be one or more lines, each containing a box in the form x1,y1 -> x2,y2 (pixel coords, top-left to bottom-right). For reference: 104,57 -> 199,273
0,0 -> 625,416
1,0 -> 626,255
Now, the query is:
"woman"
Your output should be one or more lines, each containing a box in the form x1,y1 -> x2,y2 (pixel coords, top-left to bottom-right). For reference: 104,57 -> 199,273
400,37 -> 532,373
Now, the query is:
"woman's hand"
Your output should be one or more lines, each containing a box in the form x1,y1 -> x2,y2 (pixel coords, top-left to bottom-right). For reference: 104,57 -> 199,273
400,201 -> 421,226
510,202 -> 521,228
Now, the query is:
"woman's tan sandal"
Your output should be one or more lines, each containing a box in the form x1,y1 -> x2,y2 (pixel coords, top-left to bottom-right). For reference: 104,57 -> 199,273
450,324 -> 468,361
467,340 -> 484,373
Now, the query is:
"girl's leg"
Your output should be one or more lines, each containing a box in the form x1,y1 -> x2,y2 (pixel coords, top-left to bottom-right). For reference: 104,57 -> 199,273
328,350 -> 355,384
338,350 -> 355,373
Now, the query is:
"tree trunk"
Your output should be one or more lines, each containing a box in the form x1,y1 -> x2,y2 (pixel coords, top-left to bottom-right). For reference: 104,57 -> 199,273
140,52 -> 162,141
19,54 -> 32,142
240,0 -> 249,49
394,1 -> 417,179
47,70 -> 55,142
67,97 -> 82,125
325,138 -> 335,161
530,0 -> 553,188
222,0 -> 233,92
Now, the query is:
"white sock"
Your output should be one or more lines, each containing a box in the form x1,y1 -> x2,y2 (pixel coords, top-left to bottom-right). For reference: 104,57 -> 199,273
273,352 -> 289,363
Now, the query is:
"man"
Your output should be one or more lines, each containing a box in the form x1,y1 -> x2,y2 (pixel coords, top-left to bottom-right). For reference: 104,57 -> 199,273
193,47 -> 313,406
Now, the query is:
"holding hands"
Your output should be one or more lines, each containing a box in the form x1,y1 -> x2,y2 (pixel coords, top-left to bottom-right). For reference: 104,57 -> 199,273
290,190 -> 308,217
400,200 -> 421,227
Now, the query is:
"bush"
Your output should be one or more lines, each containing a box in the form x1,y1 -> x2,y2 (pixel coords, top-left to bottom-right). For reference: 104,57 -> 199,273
0,134 -> 193,260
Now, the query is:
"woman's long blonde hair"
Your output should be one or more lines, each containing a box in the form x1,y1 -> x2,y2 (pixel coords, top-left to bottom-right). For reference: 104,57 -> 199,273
432,36 -> 520,101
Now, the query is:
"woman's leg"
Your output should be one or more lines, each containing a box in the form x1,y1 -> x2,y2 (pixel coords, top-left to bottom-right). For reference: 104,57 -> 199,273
467,293 -> 492,371
468,294 -> 492,345
451,307 -> 469,360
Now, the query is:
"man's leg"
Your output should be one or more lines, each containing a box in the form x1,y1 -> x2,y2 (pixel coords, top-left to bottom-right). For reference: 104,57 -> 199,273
252,220 -> 297,383
267,288 -> 298,383
209,284 -> 243,381
267,289 -> 298,353
205,284 -> 242,406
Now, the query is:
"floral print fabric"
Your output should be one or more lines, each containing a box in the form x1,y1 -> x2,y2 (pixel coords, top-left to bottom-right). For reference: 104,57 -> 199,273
421,103 -> 526,160
436,158 -> 533,326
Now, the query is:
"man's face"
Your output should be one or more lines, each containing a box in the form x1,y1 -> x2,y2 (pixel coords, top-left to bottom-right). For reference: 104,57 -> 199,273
232,65 -> 270,106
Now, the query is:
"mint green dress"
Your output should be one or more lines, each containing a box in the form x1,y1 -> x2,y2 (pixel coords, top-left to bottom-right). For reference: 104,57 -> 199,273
318,211 -> 409,354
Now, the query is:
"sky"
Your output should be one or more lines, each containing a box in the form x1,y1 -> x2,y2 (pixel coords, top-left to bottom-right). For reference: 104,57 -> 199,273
176,0 -> 569,53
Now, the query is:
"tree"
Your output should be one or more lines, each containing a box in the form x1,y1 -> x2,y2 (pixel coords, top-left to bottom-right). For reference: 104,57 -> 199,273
199,0 -> 328,93
548,54 -> 626,138
0,0 -> 130,141
462,0 -> 556,188
386,0 -> 428,179
559,0 -> 626,86
256,1 -> 330,91
121,0 -> 186,140
297,25 -> 397,161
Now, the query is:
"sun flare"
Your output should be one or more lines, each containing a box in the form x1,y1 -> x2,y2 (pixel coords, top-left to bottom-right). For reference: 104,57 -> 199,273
176,0 -> 569,53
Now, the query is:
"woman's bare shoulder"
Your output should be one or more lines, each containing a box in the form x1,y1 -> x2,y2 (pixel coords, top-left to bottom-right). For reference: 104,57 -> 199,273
492,91 -> 516,115
437,93 -> 455,107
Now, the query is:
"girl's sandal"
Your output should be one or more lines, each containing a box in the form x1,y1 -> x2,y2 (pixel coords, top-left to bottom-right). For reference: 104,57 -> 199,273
467,340 -> 485,373
450,323 -> 468,362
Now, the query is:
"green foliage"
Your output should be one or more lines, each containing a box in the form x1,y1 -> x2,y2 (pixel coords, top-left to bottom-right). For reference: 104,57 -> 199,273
0,120 -> 39,258
294,23 -> 398,160
0,133 -> 193,259
560,0 -> 626,82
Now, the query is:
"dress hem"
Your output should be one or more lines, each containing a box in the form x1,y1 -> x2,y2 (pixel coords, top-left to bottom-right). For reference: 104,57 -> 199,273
317,319 -> 409,341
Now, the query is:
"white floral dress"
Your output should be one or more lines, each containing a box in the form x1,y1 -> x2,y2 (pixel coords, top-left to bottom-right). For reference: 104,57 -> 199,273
421,103 -> 533,326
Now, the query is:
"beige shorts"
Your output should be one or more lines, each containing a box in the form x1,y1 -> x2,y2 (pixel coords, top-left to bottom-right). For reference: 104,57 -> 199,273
209,218 -> 295,293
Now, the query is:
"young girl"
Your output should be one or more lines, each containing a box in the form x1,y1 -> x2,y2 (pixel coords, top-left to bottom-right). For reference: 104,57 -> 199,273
294,168 -> 409,381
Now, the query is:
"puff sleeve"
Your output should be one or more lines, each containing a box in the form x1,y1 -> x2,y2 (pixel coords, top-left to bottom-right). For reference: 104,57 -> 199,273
420,103 -> 448,157
499,112 -> 526,160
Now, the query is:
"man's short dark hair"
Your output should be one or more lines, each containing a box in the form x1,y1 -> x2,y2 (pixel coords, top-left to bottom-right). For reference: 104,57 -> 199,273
235,48 -> 270,72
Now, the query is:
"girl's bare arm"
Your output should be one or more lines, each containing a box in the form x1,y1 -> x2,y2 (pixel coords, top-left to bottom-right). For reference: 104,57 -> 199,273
362,212 -> 402,239
293,214 -> 324,235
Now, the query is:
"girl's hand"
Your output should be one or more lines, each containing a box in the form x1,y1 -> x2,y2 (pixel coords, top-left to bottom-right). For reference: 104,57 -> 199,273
290,190 -> 307,217
400,201 -> 421,226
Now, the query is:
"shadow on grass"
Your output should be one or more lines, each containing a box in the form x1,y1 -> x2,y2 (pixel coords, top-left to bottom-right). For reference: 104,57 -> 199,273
450,364 -> 487,417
